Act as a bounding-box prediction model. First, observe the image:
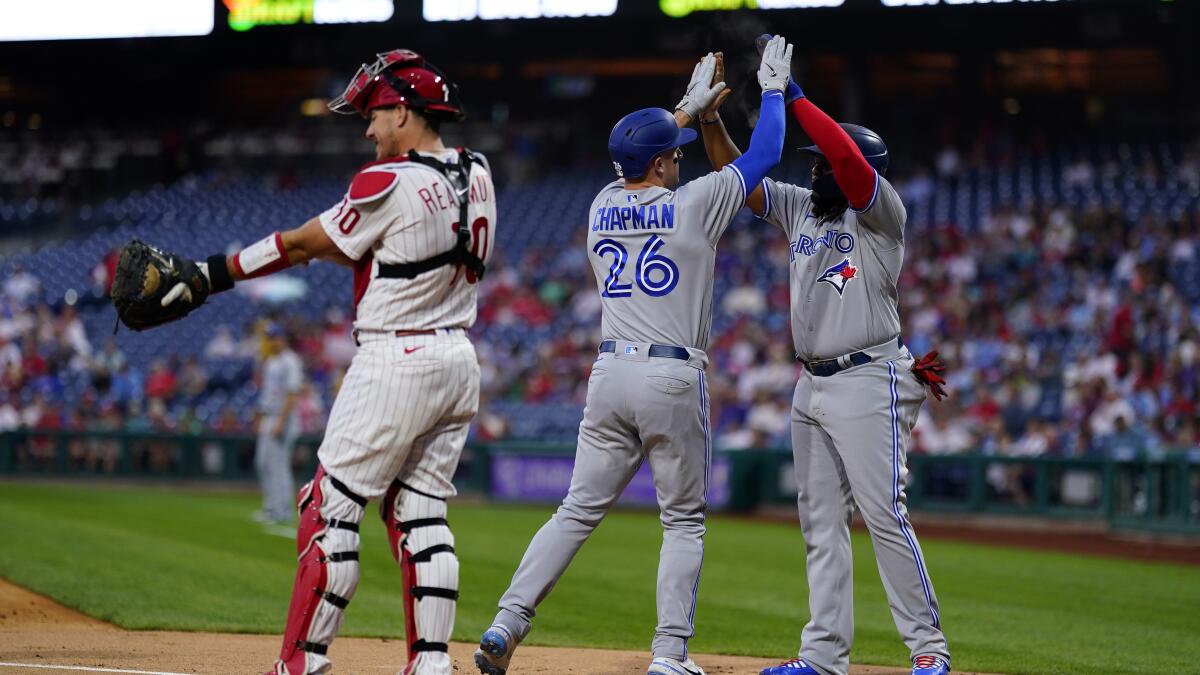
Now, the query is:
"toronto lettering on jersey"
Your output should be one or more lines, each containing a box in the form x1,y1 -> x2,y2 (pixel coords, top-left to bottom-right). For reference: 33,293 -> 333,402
788,228 -> 854,262
591,204 -> 675,232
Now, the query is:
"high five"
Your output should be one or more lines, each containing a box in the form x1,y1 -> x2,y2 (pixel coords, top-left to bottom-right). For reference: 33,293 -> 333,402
474,36 -> 793,675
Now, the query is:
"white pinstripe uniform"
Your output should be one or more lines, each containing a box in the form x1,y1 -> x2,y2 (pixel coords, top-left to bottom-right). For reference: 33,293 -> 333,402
285,148 -> 494,675
316,149 -> 494,500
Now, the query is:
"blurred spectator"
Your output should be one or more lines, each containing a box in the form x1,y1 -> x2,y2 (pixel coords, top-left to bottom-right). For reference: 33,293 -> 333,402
4,265 -> 40,303
179,356 -> 209,401
1101,416 -> 1152,459
1,135 -> 1199,466
475,397 -> 511,442
144,359 -> 178,400
0,392 -> 18,431
913,406 -> 973,455
0,335 -> 19,374
745,390 -> 788,446
1089,387 -> 1136,438
93,338 -> 127,375
90,248 -> 120,297
205,325 -> 238,360
721,271 -> 768,317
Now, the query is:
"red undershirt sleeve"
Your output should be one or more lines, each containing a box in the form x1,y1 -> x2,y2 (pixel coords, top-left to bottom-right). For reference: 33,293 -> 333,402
788,98 -> 877,210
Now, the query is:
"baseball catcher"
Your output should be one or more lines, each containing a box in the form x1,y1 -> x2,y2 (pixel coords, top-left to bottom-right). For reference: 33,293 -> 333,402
111,49 -> 496,675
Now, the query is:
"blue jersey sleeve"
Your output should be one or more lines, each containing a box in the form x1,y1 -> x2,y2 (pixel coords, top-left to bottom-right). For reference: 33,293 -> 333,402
729,90 -> 785,201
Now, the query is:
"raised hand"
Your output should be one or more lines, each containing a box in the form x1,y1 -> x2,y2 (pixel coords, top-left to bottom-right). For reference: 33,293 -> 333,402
676,52 -> 728,120
756,35 -> 793,94
700,52 -> 733,121
756,33 -> 803,103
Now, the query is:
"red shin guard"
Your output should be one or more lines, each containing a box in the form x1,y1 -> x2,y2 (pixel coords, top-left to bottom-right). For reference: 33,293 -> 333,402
273,466 -> 364,675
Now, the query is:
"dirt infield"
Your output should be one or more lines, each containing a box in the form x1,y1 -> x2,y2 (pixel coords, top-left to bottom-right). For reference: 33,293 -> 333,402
0,579 -> 1004,675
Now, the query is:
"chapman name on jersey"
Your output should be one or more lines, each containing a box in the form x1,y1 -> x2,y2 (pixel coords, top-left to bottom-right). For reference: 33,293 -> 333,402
591,203 -> 675,232
318,149 -> 497,333
584,165 -> 748,352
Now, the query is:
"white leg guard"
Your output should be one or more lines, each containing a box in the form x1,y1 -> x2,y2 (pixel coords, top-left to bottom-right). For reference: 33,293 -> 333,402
273,467 -> 365,675
383,480 -> 459,675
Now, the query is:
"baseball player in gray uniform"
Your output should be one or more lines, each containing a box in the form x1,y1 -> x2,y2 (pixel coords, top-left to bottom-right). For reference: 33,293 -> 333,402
254,322 -> 304,524
694,46 -> 951,675
475,37 -> 793,675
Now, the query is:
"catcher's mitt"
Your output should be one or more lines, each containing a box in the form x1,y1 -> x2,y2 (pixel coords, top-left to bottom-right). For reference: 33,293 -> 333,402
111,239 -> 211,331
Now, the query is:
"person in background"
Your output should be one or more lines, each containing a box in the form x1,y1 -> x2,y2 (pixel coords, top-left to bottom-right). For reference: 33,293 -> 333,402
253,322 -> 304,525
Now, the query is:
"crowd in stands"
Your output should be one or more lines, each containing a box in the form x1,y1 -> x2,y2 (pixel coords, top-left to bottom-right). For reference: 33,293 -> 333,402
2,134 -> 1200,475
472,139 -> 1200,465
0,255 -> 349,471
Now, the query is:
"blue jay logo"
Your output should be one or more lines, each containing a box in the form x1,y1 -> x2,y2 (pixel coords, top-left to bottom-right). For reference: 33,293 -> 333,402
817,257 -> 858,296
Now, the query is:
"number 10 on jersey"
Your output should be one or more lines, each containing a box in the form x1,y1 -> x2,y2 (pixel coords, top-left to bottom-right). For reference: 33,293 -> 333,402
593,234 -> 679,298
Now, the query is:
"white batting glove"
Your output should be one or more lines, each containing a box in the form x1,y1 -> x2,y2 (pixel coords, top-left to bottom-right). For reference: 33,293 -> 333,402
675,53 -> 728,120
757,35 -> 794,94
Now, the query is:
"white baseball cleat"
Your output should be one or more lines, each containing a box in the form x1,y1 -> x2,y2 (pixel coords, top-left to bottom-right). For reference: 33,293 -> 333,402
648,656 -> 707,675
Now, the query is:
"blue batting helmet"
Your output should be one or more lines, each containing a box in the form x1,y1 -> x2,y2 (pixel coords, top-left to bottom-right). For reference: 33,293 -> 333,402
608,107 -> 697,179
798,123 -> 889,176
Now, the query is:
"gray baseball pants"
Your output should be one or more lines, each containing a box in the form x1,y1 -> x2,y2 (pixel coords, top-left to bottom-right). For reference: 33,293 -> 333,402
491,343 -> 711,661
256,423 -> 298,523
791,353 -> 950,675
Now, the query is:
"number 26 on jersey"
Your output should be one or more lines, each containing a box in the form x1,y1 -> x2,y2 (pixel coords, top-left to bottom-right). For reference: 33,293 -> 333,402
593,235 -> 678,298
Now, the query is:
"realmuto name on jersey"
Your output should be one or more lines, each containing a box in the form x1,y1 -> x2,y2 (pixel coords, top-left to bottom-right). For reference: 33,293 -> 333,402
416,172 -> 492,216
591,203 -> 675,232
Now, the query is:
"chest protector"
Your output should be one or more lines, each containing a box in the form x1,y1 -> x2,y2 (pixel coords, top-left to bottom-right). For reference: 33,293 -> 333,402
375,149 -> 487,281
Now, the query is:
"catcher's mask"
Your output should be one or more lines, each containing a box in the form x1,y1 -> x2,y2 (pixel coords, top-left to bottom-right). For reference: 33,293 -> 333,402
329,49 -> 465,121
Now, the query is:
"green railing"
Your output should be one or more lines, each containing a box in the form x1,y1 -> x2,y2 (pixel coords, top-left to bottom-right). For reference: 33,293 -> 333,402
745,447 -> 1200,535
2,430 -> 1197,536
0,429 -> 495,494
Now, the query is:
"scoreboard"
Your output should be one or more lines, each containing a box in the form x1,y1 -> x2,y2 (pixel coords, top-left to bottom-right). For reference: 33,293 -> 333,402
0,0 -> 1161,42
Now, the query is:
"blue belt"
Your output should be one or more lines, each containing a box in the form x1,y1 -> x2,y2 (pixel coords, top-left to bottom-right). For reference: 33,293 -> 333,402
599,340 -> 690,361
801,337 -> 905,377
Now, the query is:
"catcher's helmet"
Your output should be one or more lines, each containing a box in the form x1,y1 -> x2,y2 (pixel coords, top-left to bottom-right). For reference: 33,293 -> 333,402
329,49 -> 465,121
798,123 -> 889,175
608,107 -> 697,178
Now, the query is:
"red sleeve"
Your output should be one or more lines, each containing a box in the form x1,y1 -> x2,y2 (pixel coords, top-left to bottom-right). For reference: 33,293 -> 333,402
788,98 -> 877,210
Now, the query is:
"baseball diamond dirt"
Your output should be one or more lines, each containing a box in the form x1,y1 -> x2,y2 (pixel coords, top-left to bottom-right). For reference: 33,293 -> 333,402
0,579 -> 1005,675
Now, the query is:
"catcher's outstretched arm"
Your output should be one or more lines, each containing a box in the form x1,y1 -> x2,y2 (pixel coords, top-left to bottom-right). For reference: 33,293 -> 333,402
219,216 -> 354,283
161,216 -> 352,307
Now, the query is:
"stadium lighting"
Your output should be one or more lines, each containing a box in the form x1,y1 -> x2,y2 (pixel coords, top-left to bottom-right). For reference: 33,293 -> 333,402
424,0 -> 619,21
225,0 -> 394,32
660,0 -> 845,18
0,0 -> 214,41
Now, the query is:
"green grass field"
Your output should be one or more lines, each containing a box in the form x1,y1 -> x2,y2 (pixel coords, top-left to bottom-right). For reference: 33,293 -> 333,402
0,483 -> 1197,675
